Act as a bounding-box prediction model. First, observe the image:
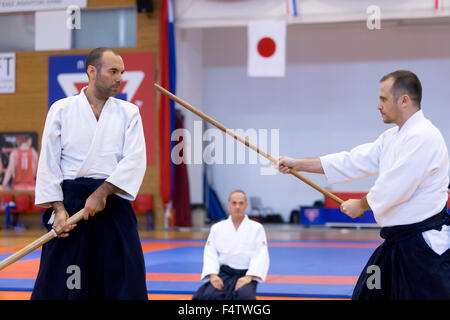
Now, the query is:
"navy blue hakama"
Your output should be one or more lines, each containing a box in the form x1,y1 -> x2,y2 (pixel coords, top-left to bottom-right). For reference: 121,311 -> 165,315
31,178 -> 148,300
352,205 -> 450,300
192,265 -> 257,300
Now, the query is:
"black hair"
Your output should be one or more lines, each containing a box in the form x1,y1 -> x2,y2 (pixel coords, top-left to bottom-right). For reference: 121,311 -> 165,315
380,70 -> 422,108
85,47 -> 119,78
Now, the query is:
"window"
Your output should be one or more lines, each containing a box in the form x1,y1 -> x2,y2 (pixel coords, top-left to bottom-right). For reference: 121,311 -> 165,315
0,7 -> 136,52
0,13 -> 35,52
71,7 -> 136,49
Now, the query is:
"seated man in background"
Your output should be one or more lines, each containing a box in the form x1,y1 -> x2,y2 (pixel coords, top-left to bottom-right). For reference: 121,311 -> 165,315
193,190 -> 270,300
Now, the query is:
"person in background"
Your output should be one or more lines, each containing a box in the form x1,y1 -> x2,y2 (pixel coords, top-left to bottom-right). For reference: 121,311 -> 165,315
193,190 -> 270,300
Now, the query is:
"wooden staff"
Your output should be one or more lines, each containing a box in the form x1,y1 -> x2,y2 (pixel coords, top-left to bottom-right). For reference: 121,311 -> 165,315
0,209 -> 85,271
154,83 -> 344,206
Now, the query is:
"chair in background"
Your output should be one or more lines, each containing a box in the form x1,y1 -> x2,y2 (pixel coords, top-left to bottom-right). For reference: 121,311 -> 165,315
0,193 -> 13,212
30,195 -> 45,229
134,194 -> 154,230
1,193 -> 14,229
249,197 -> 284,223
249,196 -> 275,216
9,194 -> 31,230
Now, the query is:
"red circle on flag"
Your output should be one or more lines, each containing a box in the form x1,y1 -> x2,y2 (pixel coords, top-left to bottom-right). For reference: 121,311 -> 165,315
257,37 -> 276,58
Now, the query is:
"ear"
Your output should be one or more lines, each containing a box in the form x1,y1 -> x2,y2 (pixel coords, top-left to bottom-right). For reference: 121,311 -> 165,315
87,65 -> 97,80
397,94 -> 409,107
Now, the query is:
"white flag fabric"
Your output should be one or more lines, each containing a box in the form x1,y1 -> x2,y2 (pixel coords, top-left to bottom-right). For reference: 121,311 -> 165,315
247,20 -> 286,77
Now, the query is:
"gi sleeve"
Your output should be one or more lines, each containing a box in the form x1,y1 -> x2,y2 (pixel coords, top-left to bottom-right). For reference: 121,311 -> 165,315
246,225 -> 270,282
320,134 -> 384,185
201,226 -> 221,280
105,110 -> 147,200
35,103 -> 64,207
366,133 -> 439,220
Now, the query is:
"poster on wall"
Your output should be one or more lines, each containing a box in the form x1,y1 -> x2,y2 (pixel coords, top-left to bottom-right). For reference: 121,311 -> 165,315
0,52 -> 15,93
48,52 -> 155,165
0,132 -> 39,191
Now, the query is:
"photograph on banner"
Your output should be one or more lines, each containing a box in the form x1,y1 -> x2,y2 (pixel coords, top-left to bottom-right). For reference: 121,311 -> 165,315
0,132 -> 39,191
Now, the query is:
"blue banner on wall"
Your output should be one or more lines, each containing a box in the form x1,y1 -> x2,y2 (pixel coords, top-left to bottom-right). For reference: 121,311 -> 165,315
48,55 -> 88,108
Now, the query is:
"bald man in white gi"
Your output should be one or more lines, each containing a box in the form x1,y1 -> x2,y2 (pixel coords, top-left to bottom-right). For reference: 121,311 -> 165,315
31,47 -> 148,300
278,70 -> 450,300
193,190 -> 270,300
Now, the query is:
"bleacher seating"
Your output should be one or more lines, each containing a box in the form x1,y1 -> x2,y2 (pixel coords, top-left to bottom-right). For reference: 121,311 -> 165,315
30,195 -> 45,229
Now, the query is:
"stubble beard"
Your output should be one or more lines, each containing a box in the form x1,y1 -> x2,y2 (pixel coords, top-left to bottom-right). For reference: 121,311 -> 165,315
95,71 -> 120,99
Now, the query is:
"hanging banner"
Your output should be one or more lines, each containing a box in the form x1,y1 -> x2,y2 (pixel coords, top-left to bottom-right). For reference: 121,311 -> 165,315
0,0 -> 86,13
48,52 -> 155,165
0,52 -> 15,93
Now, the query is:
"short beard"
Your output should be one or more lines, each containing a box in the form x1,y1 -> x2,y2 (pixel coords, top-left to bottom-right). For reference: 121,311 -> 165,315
94,77 -> 115,99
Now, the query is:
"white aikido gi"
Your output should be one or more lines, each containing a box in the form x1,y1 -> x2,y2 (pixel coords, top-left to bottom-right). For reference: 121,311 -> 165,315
201,215 -> 270,282
35,87 -> 146,207
320,110 -> 450,254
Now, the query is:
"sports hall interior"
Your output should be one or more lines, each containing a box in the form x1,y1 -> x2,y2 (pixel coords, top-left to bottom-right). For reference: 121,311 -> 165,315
0,0 -> 449,300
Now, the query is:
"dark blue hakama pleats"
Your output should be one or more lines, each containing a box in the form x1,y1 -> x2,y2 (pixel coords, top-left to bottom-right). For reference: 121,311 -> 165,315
192,265 -> 257,300
31,178 -> 148,300
352,205 -> 450,300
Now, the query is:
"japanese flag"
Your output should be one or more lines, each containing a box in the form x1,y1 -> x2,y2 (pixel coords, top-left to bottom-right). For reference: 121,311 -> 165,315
247,20 -> 286,77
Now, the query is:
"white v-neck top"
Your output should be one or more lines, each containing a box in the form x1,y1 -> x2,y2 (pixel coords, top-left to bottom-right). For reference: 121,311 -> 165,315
321,110 -> 449,227
201,215 -> 270,282
35,88 -> 146,207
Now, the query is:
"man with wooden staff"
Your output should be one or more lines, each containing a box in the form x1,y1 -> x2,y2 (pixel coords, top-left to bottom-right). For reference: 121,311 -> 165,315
278,70 -> 450,300
31,47 -> 148,299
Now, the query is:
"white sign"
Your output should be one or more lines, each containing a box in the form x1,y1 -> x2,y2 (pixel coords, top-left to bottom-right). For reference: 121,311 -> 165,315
0,53 -> 15,94
0,0 -> 86,13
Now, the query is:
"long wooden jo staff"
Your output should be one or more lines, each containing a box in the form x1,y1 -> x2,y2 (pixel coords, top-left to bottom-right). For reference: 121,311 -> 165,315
0,209 -> 85,271
154,83 -> 344,206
